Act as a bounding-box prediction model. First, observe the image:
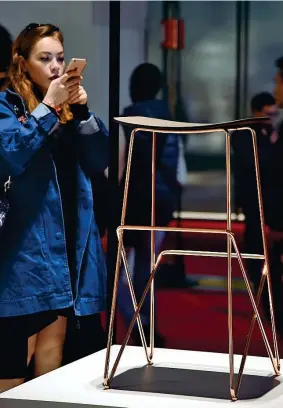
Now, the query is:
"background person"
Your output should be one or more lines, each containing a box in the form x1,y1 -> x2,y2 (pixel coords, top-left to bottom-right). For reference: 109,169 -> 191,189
117,63 -> 180,346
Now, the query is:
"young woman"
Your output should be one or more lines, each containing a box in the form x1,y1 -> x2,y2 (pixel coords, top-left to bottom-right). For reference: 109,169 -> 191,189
0,23 -> 108,392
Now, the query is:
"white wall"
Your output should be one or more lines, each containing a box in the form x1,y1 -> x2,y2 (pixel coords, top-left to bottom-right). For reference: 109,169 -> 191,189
119,1 -> 148,112
147,1 -> 237,154
0,1 -> 148,127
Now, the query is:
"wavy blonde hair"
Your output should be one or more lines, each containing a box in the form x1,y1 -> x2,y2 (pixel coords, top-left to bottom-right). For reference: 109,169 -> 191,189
7,24 -> 72,123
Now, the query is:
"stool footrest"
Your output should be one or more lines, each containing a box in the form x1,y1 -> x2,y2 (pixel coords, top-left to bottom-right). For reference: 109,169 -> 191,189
159,249 -> 265,260
118,225 -> 232,236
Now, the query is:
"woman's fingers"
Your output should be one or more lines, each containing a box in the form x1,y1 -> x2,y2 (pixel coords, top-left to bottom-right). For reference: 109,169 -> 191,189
68,87 -> 85,104
68,91 -> 80,104
68,87 -> 80,98
65,76 -> 82,88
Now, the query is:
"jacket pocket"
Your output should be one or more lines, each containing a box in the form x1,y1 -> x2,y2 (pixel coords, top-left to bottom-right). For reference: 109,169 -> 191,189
1,214 -> 53,302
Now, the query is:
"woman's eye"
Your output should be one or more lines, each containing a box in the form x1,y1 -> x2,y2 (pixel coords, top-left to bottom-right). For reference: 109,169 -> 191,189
40,56 -> 50,62
58,57 -> 65,63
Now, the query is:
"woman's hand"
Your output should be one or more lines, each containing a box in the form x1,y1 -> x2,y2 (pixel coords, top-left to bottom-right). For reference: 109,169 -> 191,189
43,70 -> 81,108
68,85 -> 88,105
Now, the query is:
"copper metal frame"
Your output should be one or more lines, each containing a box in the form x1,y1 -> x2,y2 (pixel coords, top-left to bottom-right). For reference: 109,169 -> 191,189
103,125 -> 280,401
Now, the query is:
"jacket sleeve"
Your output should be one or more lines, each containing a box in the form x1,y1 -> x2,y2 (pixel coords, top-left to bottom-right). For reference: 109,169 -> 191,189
0,98 -> 58,176
76,113 -> 109,174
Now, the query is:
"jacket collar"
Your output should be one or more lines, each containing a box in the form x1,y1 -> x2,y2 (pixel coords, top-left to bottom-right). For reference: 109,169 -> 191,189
5,88 -> 28,115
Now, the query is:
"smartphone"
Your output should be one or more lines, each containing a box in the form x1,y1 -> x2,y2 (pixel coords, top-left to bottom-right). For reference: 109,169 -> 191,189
65,58 -> 87,75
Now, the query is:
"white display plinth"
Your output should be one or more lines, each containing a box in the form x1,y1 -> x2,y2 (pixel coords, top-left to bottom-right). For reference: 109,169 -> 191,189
1,346 -> 283,408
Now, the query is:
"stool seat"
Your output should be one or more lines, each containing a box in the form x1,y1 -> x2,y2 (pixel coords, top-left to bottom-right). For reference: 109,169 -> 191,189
115,115 -> 269,132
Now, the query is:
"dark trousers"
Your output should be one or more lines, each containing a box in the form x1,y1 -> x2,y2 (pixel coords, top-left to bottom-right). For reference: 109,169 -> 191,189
62,313 -> 106,364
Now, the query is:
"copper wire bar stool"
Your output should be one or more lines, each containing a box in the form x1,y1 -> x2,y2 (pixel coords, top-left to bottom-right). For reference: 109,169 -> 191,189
103,116 -> 281,401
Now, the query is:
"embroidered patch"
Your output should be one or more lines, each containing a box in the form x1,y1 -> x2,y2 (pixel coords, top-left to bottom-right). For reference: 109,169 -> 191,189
18,115 -> 27,124
14,104 -> 28,124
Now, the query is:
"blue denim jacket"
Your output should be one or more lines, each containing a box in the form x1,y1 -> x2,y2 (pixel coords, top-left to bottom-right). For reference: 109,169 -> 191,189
0,89 -> 108,317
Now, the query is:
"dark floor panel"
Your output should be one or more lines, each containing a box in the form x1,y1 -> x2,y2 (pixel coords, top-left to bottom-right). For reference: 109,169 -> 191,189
1,400 -> 120,408
111,365 -> 280,401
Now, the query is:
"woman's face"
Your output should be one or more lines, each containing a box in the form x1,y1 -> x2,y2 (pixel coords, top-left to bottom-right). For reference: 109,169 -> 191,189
24,36 -> 65,94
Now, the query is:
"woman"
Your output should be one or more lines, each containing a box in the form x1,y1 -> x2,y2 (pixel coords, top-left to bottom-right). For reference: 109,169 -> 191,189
0,23 -> 108,391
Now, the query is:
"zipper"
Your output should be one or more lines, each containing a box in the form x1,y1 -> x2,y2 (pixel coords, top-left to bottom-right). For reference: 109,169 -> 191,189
73,184 -> 93,312
51,158 -> 74,299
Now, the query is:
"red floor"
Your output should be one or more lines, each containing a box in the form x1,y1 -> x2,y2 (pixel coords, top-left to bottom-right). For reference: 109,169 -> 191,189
104,219 -> 283,357
115,290 -> 282,357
